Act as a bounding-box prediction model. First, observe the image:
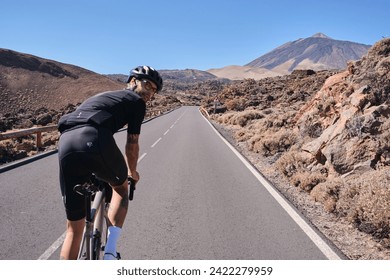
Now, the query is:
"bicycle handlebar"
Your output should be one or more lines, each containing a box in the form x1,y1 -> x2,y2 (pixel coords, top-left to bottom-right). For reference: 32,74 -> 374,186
128,177 -> 136,201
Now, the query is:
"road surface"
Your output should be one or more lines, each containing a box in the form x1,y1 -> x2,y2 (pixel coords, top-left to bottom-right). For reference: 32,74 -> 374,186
0,106 -> 343,260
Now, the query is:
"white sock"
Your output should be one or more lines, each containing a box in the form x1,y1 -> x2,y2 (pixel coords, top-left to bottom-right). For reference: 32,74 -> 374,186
104,226 -> 121,257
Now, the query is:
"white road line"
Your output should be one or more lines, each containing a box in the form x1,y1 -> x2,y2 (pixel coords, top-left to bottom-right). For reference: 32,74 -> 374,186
37,232 -> 66,260
151,138 -> 162,148
200,111 -> 341,260
138,152 -> 147,163
164,129 -> 170,135
170,124 -> 174,129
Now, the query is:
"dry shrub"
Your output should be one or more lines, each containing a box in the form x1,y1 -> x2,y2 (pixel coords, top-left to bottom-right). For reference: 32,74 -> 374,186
248,118 -> 273,134
299,116 -> 323,138
252,128 -> 298,156
310,179 -> 345,212
271,113 -> 290,128
335,169 -> 390,242
262,108 -> 273,115
291,171 -> 326,191
212,112 -> 236,125
212,110 -> 263,127
235,128 -> 253,142
234,110 -> 264,127
275,150 -> 311,177
248,134 -> 263,151
334,183 -> 359,221
378,119 -> 390,167
226,98 -> 246,111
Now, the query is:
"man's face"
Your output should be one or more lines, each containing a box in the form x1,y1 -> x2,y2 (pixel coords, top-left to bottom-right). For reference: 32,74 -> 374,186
135,79 -> 158,102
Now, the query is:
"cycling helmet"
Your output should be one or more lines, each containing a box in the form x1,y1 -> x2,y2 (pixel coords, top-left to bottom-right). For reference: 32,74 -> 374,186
126,65 -> 163,91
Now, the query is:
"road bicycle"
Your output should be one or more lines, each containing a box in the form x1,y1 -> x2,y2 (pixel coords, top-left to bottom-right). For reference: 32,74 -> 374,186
74,175 -> 136,260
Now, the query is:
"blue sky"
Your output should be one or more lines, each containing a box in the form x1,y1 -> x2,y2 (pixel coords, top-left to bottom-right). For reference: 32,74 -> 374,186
1,0 -> 389,74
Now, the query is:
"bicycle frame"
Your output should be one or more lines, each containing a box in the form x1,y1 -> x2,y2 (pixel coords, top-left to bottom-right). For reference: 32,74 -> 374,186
76,185 -> 109,260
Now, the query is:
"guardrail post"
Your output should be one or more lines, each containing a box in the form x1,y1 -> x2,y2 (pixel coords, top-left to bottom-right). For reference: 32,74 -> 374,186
36,132 -> 42,149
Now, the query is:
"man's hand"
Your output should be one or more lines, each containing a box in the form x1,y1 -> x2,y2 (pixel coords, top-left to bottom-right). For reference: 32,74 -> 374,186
129,170 -> 140,182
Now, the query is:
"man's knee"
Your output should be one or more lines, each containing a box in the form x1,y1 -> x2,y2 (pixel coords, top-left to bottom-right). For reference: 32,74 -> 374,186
111,180 -> 128,195
67,218 -> 85,235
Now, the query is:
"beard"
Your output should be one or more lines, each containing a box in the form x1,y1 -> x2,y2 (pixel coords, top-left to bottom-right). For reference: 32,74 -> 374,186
134,87 -> 153,102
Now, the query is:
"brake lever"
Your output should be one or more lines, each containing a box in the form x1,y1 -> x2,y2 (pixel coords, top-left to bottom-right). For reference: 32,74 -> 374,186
128,177 -> 136,201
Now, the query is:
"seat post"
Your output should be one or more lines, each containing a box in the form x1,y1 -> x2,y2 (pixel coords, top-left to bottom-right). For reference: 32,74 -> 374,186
85,194 -> 92,222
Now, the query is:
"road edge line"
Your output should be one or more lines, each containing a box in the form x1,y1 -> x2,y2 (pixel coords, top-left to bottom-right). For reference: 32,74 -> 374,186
37,232 -> 66,260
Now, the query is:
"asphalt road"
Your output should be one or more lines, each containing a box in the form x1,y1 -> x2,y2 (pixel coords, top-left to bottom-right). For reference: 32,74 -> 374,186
0,106 -> 343,260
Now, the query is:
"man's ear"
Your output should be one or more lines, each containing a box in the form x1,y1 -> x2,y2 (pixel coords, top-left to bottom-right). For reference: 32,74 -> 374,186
129,77 -> 136,85
127,78 -> 137,90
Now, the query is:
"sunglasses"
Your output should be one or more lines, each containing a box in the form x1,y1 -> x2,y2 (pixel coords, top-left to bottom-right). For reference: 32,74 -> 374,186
140,79 -> 158,94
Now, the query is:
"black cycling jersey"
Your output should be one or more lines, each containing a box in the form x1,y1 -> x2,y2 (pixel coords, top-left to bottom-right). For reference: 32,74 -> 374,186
58,89 -> 146,134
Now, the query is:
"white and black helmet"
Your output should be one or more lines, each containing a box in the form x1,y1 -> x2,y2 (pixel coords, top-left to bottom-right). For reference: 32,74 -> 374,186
126,65 -> 163,91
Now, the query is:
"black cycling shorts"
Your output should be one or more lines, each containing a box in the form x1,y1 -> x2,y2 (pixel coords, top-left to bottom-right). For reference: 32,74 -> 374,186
58,125 -> 127,221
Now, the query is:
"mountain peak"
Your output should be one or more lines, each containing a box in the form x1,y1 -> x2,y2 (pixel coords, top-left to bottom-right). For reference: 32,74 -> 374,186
311,32 -> 332,39
245,34 -> 371,73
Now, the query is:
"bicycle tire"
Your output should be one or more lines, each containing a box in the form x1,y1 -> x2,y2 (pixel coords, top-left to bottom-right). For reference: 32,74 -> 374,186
101,203 -> 109,259
77,229 -> 89,260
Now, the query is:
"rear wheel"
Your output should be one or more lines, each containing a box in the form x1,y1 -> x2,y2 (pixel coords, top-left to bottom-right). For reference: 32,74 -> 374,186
92,202 -> 109,260
77,232 -> 88,260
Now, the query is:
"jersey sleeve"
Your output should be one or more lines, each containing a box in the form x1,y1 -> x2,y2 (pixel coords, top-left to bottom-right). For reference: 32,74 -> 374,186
127,99 -> 146,134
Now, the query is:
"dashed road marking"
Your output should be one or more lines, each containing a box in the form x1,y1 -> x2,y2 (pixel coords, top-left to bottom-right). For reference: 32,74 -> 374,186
138,153 -> 147,163
151,138 -> 162,148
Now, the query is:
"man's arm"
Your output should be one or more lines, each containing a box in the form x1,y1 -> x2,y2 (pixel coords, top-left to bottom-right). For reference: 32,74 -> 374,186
126,133 -> 140,181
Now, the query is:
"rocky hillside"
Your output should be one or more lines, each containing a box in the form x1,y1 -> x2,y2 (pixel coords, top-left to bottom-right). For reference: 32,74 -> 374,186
206,38 -> 390,259
0,48 -> 126,115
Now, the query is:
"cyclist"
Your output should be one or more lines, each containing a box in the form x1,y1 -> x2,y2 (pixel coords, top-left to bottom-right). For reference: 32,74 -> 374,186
57,66 -> 163,260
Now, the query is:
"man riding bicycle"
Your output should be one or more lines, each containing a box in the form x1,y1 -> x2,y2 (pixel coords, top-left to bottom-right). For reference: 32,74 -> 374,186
57,66 -> 163,260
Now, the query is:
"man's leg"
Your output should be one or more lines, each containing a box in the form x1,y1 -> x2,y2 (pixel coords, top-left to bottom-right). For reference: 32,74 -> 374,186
60,218 -> 85,260
104,179 -> 129,259
108,179 -> 129,227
